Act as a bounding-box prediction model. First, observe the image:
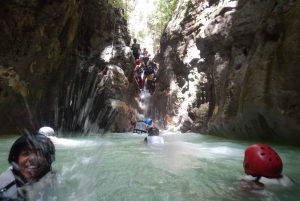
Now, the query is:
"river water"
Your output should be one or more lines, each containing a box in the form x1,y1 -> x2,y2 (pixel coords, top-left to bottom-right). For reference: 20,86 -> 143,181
1,132 -> 300,201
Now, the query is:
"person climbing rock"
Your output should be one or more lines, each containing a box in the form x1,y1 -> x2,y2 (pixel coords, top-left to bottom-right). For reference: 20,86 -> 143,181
0,133 -> 56,200
143,56 -> 157,94
237,143 -> 293,189
131,38 -> 141,60
134,59 -> 144,90
140,47 -> 148,61
144,127 -> 164,145
146,71 -> 156,95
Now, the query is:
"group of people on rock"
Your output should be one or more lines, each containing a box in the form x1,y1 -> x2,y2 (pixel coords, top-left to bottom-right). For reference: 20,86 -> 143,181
131,38 -> 159,95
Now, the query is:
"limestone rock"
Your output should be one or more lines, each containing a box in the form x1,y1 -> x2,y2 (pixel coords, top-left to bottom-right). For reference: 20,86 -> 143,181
152,0 -> 300,145
0,0 -> 138,134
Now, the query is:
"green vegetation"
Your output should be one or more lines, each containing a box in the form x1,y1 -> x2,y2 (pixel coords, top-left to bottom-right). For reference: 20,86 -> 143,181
149,0 -> 178,48
108,0 -> 135,20
107,0 -> 178,53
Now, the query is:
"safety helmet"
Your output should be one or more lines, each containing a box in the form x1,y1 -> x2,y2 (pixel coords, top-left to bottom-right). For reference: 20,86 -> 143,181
8,134 -> 55,170
145,118 -> 153,125
38,126 -> 55,137
137,114 -> 145,121
135,59 -> 141,65
243,143 -> 283,178
148,127 -> 159,136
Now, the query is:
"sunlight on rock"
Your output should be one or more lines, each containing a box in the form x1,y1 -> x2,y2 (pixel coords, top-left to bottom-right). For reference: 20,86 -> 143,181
100,46 -> 114,62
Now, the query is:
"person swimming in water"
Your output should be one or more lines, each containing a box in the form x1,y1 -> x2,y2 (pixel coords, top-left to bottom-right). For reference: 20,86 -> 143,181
238,143 -> 293,189
39,126 -> 80,146
39,126 -> 58,143
144,127 -> 164,145
130,112 -> 148,134
145,118 -> 153,130
0,133 -> 55,200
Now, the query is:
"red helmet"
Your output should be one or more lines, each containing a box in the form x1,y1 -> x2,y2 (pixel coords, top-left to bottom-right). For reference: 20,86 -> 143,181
243,143 -> 283,178
135,59 -> 140,65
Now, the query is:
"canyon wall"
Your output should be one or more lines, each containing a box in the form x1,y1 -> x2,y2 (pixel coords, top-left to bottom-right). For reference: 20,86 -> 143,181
152,0 -> 300,145
0,0 -> 139,134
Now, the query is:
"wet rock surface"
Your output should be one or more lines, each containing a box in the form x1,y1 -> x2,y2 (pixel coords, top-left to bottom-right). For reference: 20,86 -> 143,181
0,0 -> 139,134
1,0 -> 300,145
152,0 -> 300,145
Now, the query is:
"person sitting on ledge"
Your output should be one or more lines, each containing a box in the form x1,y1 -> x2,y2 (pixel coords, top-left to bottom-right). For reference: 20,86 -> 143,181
237,143 -> 293,189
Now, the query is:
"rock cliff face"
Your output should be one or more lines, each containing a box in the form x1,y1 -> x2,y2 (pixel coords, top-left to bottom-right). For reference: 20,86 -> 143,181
152,0 -> 300,145
0,0 -> 139,134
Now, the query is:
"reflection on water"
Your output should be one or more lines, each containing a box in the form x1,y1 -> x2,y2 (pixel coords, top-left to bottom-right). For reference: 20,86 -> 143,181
1,133 -> 300,201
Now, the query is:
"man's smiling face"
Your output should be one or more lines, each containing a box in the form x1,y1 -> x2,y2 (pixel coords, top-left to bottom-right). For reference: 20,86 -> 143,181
18,146 -> 47,179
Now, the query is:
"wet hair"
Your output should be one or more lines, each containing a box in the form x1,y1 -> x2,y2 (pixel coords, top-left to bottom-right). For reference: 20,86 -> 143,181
8,133 -> 55,179
148,127 -> 159,136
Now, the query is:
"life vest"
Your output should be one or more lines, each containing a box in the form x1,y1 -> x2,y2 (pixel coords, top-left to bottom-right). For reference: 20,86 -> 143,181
133,121 -> 147,133
145,136 -> 164,144
137,66 -> 144,76
144,61 -> 155,75
0,167 -> 55,200
0,167 -> 18,199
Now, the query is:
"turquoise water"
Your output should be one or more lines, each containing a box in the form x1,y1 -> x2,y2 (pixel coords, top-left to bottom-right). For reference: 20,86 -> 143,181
1,132 -> 300,201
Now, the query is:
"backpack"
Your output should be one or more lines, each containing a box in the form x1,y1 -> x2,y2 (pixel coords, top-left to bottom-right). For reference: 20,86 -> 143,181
132,43 -> 140,54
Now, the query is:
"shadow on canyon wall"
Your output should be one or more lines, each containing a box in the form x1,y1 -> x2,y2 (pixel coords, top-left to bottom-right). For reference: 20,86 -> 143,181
0,0 -> 140,135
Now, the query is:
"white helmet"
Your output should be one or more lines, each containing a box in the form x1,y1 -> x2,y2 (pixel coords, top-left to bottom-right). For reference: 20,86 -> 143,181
137,114 -> 145,121
39,126 -> 55,137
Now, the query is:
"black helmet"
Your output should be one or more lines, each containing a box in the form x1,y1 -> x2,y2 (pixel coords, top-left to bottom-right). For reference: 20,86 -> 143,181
148,127 -> 159,136
8,133 -> 55,172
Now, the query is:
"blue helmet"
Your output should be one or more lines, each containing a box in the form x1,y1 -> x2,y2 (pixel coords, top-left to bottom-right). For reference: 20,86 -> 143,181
145,118 -> 152,125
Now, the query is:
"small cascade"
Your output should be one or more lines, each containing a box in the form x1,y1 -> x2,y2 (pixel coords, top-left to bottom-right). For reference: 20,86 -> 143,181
139,86 -> 152,117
